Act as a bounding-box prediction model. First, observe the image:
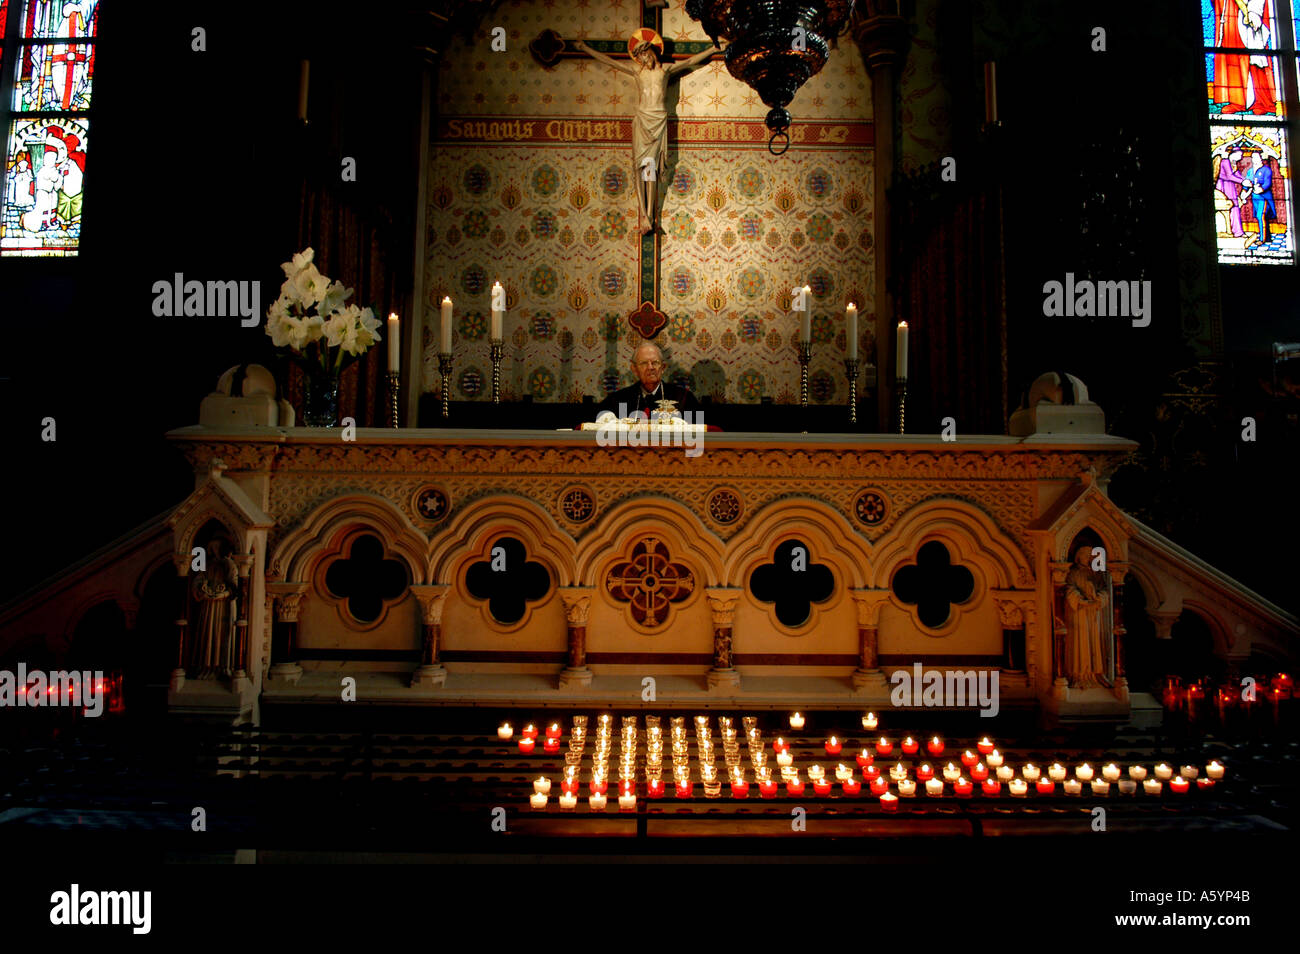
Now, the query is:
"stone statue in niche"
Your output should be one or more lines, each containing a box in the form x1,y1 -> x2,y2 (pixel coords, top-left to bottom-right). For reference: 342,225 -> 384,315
189,536 -> 239,679
1063,545 -> 1111,689
571,30 -> 720,234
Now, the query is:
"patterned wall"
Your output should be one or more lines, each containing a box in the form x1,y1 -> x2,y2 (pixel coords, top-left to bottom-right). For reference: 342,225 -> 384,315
424,0 -> 874,404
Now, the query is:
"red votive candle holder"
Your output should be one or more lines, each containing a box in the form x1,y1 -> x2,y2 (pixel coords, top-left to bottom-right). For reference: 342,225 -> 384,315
982,779 -> 1001,797
1170,777 -> 1190,795
927,736 -> 945,757
863,764 -> 881,781
731,781 -> 749,798
675,780 -> 693,798
647,779 -> 665,798
970,763 -> 989,781
961,750 -> 979,767
901,737 -> 919,756
759,779 -> 778,798
976,737 -> 994,755
813,778 -> 833,796
544,723 -> 562,739
543,737 -> 561,753
869,776 -> 889,796
561,778 -> 579,795
876,737 -> 894,756
773,737 -> 789,753
589,779 -> 607,795
856,749 -> 874,768
880,792 -> 899,812
1036,779 -> 1055,795
843,778 -> 862,795
521,724 -> 539,740
787,778 -> 806,796
517,738 -> 536,754
825,736 -> 843,756
1196,778 -> 1215,791
915,763 -> 935,782
954,778 -> 974,798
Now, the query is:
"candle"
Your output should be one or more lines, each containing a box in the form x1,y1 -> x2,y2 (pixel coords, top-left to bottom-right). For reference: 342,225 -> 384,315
876,737 -> 893,756
976,737 -> 994,755
927,736 -> 945,757
1063,779 -> 1082,796
1179,765 -> 1199,779
675,780 -> 693,798
869,776 -> 889,796
776,750 -> 793,768
1206,761 -> 1225,780
915,763 -> 934,782
1102,763 -> 1121,782
813,778 -> 833,796
497,722 -> 513,740
543,737 -> 560,753
985,749 -> 1003,768
533,777 -> 551,795
1128,765 -> 1147,781
925,778 -> 944,797
561,777 -> 579,795
517,738 -> 535,754
773,737 -> 789,753
983,61 -> 997,124
1022,763 -> 1041,782
1170,776 -> 1190,795
896,321 -> 909,380
862,712 -> 878,731
981,779 -> 1000,797
897,778 -> 917,797
834,763 -> 851,781
297,59 -> 310,121
996,765 -> 1015,782
731,779 -> 750,798
961,750 -> 979,767
1090,779 -> 1110,795
890,762 -> 910,782
1196,777 -> 1215,790
825,736 -> 842,756
1118,779 -> 1137,795
951,777 -> 972,797
901,736 -> 919,756
846,302 -> 858,360
490,281 -> 504,340
970,762 -> 989,782
387,313 -> 400,371
521,724 -> 538,740
879,791 -> 898,811
647,779 -> 665,798
864,765 -> 882,781
789,712 -> 805,730
589,793 -> 607,810
559,792 -> 578,810
843,778 -> 861,795
1009,779 -> 1028,797
619,792 -> 637,811
440,296 -> 453,353
1143,779 -> 1162,795
1035,779 -> 1054,795
545,723 -> 562,739
1154,763 -> 1173,780
800,285 -> 812,343
759,779 -> 778,798
529,792 -> 548,810
943,763 -> 961,783
1075,764 -> 1094,782
856,749 -> 874,768
1048,763 -> 1067,782
787,778 -> 805,796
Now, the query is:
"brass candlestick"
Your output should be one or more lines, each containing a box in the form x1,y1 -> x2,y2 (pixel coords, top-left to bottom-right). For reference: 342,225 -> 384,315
798,340 -> 811,408
844,358 -> 860,426
490,339 -> 503,405
386,371 -> 400,428
896,377 -> 908,434
438,352 -> 453,419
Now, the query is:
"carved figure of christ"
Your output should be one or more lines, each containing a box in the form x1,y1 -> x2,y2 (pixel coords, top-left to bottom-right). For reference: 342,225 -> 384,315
571,37 -> 719,234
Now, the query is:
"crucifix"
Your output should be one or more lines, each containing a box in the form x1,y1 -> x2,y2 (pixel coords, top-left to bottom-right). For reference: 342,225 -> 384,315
530,2 -> 719,338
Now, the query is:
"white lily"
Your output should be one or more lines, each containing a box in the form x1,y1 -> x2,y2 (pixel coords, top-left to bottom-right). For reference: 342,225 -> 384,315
281,247 -> 315,279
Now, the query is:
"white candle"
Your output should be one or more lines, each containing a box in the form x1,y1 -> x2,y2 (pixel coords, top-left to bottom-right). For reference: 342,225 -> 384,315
1154,763 -> 1173,780
1022,764 -> 1041,782
807,764 -> 824,781
896,321 -> 909,380
1206,761 -> 1225,780
925,778 -> 944,797
440,296 -> 453,353
1101,763 -> 1121,782
845,302 -> 858,360
1143,779 -> 1162,795
800,288 -> 811,344
891,763 -> 909,782
835,763 -> 851,781
387,313 -> 400,371
497,722 -> 513,740
533,777 -> 551,795
1008,778 -> 1028,797
1090,779 -> 1110,795
618,793 -> 637,811
897,778 -> 917,797
529,792 -> 547,810
559,792 -> 578,810
789,712 -> 805,729
589,793 -> 607,810
1048,762 -> 1067,782
862,712 -> 878,731
1117,779 -> 1137,795
1075,763 -> 1094,782
996,765 -> 1015,782
490,281 -> 504,340
298,59 -> 310,121
943,763 -> 961,783
986,750 -> 1003,768
1128,765 -> 1147,781
1180,765 -> 1199,780
776,750 -> 793,767
1063,779 -> 1082,796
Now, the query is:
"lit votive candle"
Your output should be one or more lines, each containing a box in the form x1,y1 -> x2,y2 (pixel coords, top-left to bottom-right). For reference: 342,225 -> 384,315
925,778 -> 944,797
497,722 -> 514,740
1206,761 -> 1225,780
891,762 -> 911,782
1129,765 -> 1147,781
1035,779 -> 1054,795
1170,776 -> 1190,795
807,764 -> 825,781
996,765 -> 1015,782
647,779 -> 665,798
1154,763 -> 1173,780
901,736 -> 919,756
1075,763 -> 1094,782
589,793 -> 607,810
953,777 -> 973,798
961,749 -> 979,767
1048,762 -> 1067,782
530,792 -> 548,810
825,736 -> 843,756
897,778 -> 917,797
589,779 -> 607,795
777,750 -> 793,767
1102,763 -> 1121,782
856,748 -> 874,768
1063,779 -> 1083,796
1180,765 -> 1199,780
773,737 -> 789,753
970,762 -> 989,781
1022,763 -> 1041,782
835,763 -> 852,781
876,737 -> 894,756
521,723 -> 539,740
864,764 -> 882,781
1009,778 -> 1028,797
915,763 -> 934,782
869,776 -> 889,796
981,779 -> 1000,797
862,712 -> 878,731
1196,778 -> 1215,791
517,738 -> 535,754
545,722 -> 562,739
675,780 -> 693,798
543,737 -> 561,753
813,778 -> 833,796
977,737 -> 995,755
559,792 -> 578,810
789,712 -> 805,730
730,780 -> 749,798
1118,779 -> 1137,795
1090,779 -> 1111,795
843,777 -> 861,795
533,777 -> 552,795
619,792 -> 637,811
561,777 -> 579,795
760,778 -> 778,798
1143,778 -> 1163,795
928,736 -> 945,757
787,778 -> 805,796
986,749 -> 1004,768
943,763 -> 961,783
879,791 -> 899,811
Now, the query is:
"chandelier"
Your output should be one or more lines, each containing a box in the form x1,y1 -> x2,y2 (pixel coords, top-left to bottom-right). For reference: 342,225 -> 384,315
685,0 -> 856,154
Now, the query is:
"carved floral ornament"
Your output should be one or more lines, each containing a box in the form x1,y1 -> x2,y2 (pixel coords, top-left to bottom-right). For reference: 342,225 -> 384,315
604,536 -> 698,631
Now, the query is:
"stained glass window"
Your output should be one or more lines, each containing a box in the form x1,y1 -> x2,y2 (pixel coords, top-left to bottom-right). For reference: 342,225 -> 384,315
1202,0 -> 1295,264
0,0 -> 99,257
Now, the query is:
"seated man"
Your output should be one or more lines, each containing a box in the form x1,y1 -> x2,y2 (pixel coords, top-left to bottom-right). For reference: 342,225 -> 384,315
597,342 -> 699,418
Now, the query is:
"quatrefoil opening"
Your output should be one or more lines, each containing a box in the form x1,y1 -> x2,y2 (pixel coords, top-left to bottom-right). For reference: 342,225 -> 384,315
465,537 -> 551,625
749,540 -> 835,628
891,540 -> 976,629
323,534 -> 410,624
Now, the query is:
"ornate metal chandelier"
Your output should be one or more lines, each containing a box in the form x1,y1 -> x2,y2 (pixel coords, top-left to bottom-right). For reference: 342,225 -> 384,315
685,0 -> 856,154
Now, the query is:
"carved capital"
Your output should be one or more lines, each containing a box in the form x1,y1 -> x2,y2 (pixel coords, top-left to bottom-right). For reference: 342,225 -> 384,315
704,587 -> 742,627
1107,561 -> 1131,588
231,553 -> 256,579
557,586 -> 595,627
268,581 -> 310,622
849,588 -> 891,628
991,589 -> 1036,629
851,10 -> 909,69
410,584 -> 453,626
117,598 -> 141,631
1147,610 -> 1180,641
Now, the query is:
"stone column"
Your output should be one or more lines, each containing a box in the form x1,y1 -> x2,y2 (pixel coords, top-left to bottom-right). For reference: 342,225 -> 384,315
266,582 -> 308,684
994,597 -> 1026,672
1048,561 -> 1071,695
705,587 -> 742,691
852,5 -> 910,431
410,584 -> 452,687
170,555 -> 190,693
557,586 -> 594,690
850,588 -> 891,692
231,553 -> 255,682
1108,562 -> 1130,700
992,589 -> 1040,689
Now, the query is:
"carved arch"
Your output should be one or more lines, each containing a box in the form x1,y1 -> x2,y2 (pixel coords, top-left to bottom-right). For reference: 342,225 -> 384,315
575,496 -> 725,587
430,495 -> 578,588
872,499 -> 1032,591
271,493 -> 428,585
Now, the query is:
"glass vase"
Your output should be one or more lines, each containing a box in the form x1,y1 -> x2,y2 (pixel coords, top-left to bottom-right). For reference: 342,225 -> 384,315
303,370 -> 341,427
